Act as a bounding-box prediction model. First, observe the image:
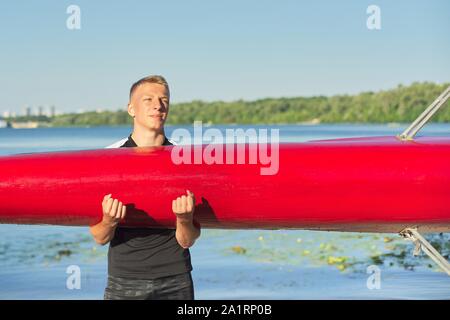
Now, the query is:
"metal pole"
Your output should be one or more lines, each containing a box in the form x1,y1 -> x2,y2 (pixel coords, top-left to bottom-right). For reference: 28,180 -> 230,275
398,86 -> 450,141
400,228 -> 450,276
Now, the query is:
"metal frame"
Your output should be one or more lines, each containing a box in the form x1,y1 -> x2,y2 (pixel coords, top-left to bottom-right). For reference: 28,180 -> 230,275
397,87 -> 450,275
398,86 -> 450,141
399,227 -> 450,276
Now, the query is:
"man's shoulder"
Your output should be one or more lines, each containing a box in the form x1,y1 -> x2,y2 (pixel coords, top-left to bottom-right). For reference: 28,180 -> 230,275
165,138 -> 177,146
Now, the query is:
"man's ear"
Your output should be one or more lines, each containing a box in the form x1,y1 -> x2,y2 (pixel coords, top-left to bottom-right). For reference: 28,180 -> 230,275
127,103 -> 135,118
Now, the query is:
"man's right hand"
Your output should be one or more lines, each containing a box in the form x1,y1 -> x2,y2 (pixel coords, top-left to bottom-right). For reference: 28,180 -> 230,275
102,194 -> 127,227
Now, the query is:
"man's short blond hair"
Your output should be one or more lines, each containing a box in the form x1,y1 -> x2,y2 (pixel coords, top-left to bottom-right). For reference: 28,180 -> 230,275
129,75 -> 170,99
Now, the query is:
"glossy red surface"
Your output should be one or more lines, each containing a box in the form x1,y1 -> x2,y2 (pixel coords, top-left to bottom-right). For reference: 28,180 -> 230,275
1,136 -> 449,233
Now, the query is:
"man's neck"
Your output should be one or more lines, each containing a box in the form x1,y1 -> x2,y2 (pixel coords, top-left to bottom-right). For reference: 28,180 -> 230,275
131,127 -> 166,147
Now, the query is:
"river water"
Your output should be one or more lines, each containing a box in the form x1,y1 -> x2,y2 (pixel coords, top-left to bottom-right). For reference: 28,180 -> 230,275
0,124 -> 449,299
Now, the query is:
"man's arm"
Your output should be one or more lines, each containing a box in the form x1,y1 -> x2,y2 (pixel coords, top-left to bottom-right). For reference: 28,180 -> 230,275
89,194 -> 126,245
173,190 -> 201,249
90,191 -> 199,247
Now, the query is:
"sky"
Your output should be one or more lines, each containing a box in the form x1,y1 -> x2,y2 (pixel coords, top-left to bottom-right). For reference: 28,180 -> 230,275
0,0 -> 449,115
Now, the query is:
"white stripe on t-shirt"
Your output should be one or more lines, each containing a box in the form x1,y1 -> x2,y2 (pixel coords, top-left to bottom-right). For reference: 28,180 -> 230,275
105,138 -> 128,149
105,137 -> 177,149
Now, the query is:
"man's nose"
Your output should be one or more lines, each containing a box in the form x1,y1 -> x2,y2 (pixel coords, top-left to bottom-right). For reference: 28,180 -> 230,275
152,100 -> 166,111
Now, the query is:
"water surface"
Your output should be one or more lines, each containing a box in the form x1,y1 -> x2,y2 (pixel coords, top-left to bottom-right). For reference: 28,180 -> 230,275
0,124 -> 449,299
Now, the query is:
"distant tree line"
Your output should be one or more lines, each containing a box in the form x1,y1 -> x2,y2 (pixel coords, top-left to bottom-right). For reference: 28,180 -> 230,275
5,82 -> 449,126
167,82 -> 450,124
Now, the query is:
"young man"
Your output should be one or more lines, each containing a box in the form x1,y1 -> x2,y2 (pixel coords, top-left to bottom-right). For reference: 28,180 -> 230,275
89,75 -> 201,300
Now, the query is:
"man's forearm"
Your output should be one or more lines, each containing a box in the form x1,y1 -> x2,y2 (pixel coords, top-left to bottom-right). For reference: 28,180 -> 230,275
175,218 -> 201,249
90,220 -> 118,245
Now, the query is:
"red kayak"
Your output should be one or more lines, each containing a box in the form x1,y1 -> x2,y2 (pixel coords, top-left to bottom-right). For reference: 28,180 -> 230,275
0,136 -> 449,233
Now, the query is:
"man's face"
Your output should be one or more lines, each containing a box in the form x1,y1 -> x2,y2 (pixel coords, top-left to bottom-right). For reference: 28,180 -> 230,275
128,83 -> 170,131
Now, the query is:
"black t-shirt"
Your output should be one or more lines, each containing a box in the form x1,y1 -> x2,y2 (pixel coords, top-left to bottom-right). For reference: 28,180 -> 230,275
107,135 -> 193,279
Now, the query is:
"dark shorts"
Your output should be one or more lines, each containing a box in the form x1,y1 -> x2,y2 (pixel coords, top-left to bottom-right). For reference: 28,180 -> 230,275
104,272 -> 194,300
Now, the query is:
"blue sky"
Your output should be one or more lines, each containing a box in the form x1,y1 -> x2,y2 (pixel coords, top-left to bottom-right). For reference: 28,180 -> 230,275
0,0 -> 448,115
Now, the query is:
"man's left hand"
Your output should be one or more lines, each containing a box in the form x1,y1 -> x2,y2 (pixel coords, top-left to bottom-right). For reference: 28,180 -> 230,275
172,190 -> 195,223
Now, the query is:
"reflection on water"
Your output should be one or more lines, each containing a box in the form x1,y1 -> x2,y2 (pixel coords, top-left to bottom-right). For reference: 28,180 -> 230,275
0,124 -> 449,299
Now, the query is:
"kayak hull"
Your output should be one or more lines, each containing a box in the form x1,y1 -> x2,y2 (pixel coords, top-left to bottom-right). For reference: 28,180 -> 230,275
1,136 -> 449,234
